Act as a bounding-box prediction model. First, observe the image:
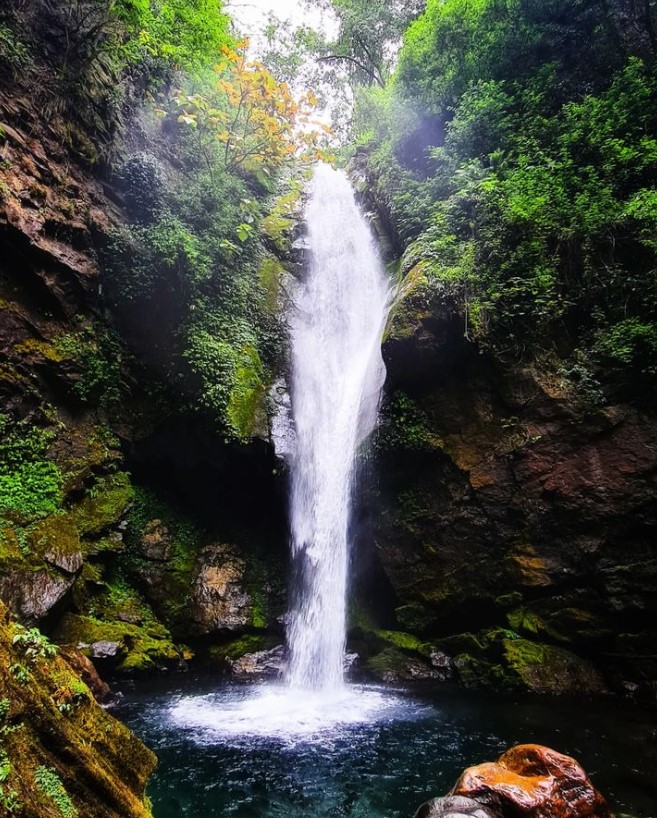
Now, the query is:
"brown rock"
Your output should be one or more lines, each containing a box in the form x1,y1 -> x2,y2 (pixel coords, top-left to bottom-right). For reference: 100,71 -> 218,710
451,744 -> 610,818
139,519 -> 173,561
188,543 -> 252,634
59,645 -> 112,703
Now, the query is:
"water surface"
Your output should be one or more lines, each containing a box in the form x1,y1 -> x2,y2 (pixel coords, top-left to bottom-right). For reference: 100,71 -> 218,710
118,676 -> 657,818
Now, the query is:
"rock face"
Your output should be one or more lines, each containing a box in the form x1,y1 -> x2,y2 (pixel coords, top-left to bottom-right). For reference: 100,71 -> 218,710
414,796 -> 498,818
363,289 -> 657,698
0,600 -> 155,818
451,744 -> 610,818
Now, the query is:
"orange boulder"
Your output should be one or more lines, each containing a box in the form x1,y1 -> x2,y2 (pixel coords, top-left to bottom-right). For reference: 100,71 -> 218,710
451,744 -> 610,818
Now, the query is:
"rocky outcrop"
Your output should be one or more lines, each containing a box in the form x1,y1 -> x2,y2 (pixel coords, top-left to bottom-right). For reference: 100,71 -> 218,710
451,745 -> 610,818
0,599 -> 155,817
360,283 -> 657,699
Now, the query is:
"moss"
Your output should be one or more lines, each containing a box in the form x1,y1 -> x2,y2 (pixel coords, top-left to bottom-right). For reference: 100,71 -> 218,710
54,613 -> 181,673
14,338 -> 64,362
71,473 -> 134,537
507,607 -> 545,637
28,513 -> 81,562
502,637 -> 607,694
0,600 -> 156,817
395,602 -> 437,633
226,345 -> 265,441
210,634 -> 279,663
495,591 -> 524,610
436,632 -> 487,655
373,629 -> 433,657
258,255 -> 285,314
122,486 -> 203,628
453,653 -> 514,690
365,647 -> 411,675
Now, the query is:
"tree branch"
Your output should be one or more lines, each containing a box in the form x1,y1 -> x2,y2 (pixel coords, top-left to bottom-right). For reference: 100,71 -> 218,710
316,54 -> 385,87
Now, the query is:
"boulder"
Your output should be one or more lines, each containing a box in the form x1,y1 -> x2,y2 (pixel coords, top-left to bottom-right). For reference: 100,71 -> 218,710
451,744 -> 611,818
414,796 -> 499,818
230,645 -> 286,677
0,568 -> 75,623
188,543 -> 252,634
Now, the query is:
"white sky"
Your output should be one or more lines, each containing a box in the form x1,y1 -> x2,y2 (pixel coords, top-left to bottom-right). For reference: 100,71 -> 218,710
226,0 -> 336,55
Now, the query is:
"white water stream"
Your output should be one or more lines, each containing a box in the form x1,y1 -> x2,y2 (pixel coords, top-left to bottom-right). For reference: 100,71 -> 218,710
168,164 -> 397,741
286,163 -> 391,690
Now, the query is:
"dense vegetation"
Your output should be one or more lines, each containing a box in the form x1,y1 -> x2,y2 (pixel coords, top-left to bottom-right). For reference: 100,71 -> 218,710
352,0 -> 657,392
0,0 -> 328,442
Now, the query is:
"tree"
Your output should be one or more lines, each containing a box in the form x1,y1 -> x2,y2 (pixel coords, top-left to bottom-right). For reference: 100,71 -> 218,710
307,0 -> 424,87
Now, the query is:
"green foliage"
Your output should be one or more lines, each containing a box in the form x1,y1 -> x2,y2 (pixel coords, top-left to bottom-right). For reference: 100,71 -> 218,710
55,326 -> 124,407
8,664 -> 30,685
0,415 -> 62,523
115,0 -> 231,72
103,118 -> 286,439
34,767 -> 78,818
0,748 -> 20,814
376,392 -> 437,451
11,626 -> 58,664
355,1 -> 657,383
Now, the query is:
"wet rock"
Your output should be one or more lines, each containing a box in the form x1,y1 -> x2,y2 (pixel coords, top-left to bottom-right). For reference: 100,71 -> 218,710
0,568 -> 75,623
451,744 -> 611,818
430,650 -> 454,680
230,645 -> 286,677
366,647 -> 445,683
414,796 -> 499,818
188,543 -> 252,635
502,638 -> 607,695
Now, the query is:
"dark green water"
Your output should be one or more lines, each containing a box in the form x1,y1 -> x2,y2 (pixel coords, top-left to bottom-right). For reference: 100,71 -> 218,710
117,675 -> 657,818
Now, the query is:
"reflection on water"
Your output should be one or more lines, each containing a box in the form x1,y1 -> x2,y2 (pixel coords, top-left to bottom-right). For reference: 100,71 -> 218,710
117,676 -> 657,818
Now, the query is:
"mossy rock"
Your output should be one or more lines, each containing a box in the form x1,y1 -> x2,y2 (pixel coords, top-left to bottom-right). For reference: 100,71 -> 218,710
0,600 -> 155,817
502,638 -> 608,695
71,474 -> 134,538
261,180 -> 303,255
54,613 -> 181,673
29,513 -> 83,573
372,629 -> 434,657
436,632 -> 488,656
205,634 -> 280,665
258,255 -> 286,314
453,653 -> 514,690
395,602 -> 439,633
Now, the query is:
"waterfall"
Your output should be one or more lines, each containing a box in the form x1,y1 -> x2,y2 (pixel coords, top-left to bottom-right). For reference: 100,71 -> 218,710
286,163 -> 391,690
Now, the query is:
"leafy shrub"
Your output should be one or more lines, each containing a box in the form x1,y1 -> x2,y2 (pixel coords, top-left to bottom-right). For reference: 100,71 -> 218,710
0,416 -> 62,523
34,767 -> 77,818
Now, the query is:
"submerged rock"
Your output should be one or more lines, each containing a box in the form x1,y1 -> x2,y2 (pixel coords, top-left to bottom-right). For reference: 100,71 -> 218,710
451,744 -> 611,818
414,796 -> 498,818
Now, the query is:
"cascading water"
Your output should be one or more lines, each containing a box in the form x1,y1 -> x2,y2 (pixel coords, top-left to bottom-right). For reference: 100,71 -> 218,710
165,164 -> 412,742
286,163 -> 391,690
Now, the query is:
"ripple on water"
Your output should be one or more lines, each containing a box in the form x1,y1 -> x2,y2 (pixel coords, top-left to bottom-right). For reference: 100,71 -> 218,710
119,678 -> 657,818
